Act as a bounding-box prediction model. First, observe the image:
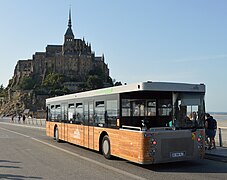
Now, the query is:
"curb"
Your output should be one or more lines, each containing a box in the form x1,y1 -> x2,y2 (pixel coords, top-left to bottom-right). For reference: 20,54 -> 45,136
204,153 -> 227,163
0,121 -> 45,130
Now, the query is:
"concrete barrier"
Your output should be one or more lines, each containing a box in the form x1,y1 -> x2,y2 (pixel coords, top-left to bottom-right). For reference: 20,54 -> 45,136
25,118 -> 46,126
6,116 -> 46,127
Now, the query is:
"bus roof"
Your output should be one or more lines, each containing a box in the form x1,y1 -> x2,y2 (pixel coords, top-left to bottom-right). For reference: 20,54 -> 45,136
46,81 -> 205,103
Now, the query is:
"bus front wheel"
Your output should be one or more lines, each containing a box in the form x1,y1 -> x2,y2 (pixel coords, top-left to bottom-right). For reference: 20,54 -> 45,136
102,135 -> 111,159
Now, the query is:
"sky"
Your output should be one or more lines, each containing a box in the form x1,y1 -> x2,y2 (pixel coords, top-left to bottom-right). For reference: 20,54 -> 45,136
0,0 -> 227,112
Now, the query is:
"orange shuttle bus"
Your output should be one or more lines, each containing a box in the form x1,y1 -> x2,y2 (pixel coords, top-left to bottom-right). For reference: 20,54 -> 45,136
46,81 -> 206,164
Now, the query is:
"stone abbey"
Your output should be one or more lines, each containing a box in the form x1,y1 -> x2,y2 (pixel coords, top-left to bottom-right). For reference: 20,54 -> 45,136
11,9 -> 110,90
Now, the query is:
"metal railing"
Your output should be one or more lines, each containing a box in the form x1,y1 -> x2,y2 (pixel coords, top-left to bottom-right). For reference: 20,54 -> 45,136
216,127 -> 227,147
9,117 -> 46,127
26,118 -> 46,126
4,116 -> 227,147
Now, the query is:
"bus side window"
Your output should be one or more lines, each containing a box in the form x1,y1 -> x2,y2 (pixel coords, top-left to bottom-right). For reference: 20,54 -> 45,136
55,105 -> 61,122
95,101 -> 105,126
62,104 -> 68,123
147,100 -> 156,116
106,100 -> 118,128
50,105 -> 55,121
76,103 -> 83,124
158,99 -> 172,116
122,99 -> 130,117
84,103 -> 88,125
68,103 -> 75,123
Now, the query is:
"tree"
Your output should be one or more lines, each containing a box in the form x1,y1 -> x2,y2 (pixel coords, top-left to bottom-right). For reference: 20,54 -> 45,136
114,81 -> 122,86
0,84 -> 4,91
112,79 -> 122,86
0,84 -> 4,96
87,75 -> 103,90
106,76 -> 113,86
19,76 -> 35,90
42,73 -> 65,88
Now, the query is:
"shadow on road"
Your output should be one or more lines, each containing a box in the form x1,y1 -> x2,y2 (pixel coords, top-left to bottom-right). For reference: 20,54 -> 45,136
133,160 -> 227,173
0,159 -> 21,169
0,160 -> 21,163
0,174 -> 43,179
0,159 -> 43,179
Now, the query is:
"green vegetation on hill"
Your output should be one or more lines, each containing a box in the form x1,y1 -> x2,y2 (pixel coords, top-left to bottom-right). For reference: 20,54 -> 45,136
19,76 -> 36,90
16,67 -> 117,97
0,84 -> 6,97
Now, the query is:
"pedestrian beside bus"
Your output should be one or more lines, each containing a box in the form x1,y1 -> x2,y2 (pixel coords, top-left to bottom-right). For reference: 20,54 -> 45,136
205,113 -> 217,150
11,115 -> 14,123
18,115 -> 21,123
22,114 -> 26,124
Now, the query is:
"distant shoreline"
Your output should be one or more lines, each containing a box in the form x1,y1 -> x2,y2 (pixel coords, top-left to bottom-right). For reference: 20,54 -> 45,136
209,112 -> 227,115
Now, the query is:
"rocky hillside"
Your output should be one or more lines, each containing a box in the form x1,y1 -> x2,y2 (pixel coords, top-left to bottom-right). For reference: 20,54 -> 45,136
0,89 -> 48,116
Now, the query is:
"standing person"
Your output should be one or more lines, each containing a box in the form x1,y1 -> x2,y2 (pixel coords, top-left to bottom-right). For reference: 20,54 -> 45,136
205,113 -> 217,150
11,115 -> 14,123
22,114 -> 26,124
18,115 -> 21,123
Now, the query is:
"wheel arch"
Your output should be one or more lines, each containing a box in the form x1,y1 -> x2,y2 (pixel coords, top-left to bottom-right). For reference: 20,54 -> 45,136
99,131 -> 109,152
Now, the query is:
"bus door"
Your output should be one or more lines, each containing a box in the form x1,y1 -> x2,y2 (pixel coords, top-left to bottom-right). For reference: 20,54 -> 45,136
84,101 -> 94,149
84,103 -> 89,148
88,101 -> 94,149
61,104 -> 68,141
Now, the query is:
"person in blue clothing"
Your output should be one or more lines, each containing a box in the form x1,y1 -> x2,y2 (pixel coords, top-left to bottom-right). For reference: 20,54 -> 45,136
205,113 -> 217,150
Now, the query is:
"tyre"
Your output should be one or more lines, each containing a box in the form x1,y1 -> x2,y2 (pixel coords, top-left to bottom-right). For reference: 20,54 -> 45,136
55,127 -> 60,142
102,135 -> 111,159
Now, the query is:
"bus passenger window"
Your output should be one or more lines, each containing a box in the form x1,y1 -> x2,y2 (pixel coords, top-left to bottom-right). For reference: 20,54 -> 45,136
76,103 -> 83,123
55,105 -> 61,122
147,100 -> 156,116
84,104 -> 88,125
158,99 -> 172,116
95,101 -> 105,126
68,103 -> 75,123
50,105 -> 55,121
132,100 -> 145,116
107,100 -> 118,127
62,104 -> 68,122
122,99 -> 130,117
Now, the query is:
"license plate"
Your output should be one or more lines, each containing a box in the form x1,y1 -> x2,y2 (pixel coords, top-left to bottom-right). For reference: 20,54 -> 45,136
170,152 -> 186,158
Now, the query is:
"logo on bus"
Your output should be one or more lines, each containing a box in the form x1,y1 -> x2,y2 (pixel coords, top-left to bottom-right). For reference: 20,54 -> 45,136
73,129 -> 81,139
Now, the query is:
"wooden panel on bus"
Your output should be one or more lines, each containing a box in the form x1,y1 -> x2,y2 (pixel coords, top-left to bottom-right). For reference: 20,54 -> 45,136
67,124 -> 84,146
46,121 -> 50,136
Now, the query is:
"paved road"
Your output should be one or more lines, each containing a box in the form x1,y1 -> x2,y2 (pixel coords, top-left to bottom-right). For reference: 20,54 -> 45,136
1,121 -> 227,180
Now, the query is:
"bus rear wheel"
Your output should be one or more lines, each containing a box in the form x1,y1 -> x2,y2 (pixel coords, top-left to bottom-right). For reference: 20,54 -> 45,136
102,135 -> 111,159
55,127 -> 60,142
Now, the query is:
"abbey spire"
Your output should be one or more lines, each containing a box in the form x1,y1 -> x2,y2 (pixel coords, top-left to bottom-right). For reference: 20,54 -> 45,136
64,8 -> 74,40
68,7 -> 72,28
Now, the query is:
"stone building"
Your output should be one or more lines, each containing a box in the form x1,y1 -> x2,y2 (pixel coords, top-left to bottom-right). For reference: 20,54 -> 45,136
11,9 -> 110,89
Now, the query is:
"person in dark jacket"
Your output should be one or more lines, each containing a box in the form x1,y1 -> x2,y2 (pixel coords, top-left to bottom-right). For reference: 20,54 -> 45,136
205,113 -> 217,150
22,114 -> 26,124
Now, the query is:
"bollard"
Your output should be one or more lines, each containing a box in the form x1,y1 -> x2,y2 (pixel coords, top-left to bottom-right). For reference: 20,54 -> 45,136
219,128 -> 223,147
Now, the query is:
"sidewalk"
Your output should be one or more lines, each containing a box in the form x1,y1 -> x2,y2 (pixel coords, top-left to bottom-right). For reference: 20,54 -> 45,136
205,147 -> 227,162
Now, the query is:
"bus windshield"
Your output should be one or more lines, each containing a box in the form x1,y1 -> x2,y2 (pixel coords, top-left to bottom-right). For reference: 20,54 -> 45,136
120,91 -> 205,130
173,93 -> 205,129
